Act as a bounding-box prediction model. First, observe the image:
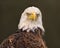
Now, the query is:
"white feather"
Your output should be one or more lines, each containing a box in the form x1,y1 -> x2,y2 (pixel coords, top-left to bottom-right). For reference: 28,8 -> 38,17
18,6 -> 45,33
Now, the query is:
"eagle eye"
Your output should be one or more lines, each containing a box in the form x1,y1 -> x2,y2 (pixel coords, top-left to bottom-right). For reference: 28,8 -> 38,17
26,13 -> 31,16
36,14 -> 40,16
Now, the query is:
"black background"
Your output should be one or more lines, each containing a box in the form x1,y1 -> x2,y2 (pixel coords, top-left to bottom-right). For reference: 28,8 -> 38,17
0,0 -> 60,48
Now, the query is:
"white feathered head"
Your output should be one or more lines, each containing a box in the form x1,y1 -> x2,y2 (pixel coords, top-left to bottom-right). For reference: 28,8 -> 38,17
18,6 -> 45,33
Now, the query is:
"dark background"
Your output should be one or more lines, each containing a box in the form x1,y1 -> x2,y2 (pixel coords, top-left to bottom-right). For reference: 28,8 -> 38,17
0,0 -> 60,48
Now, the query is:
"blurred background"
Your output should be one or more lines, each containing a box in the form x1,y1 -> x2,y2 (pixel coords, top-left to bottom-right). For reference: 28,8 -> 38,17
0,0 -> 60,48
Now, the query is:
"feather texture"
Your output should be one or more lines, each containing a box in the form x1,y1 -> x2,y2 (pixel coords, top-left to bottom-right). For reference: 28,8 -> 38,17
0,29 -> 47,48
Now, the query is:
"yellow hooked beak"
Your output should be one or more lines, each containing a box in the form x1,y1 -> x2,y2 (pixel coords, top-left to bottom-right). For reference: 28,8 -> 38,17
28,12 -> 37,20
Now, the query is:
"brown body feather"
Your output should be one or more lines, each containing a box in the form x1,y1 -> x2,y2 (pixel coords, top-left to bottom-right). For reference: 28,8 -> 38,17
0,29 -> 47,48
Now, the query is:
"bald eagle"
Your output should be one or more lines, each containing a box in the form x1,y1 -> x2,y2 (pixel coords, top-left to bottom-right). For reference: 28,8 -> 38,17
0,6 -> 47,48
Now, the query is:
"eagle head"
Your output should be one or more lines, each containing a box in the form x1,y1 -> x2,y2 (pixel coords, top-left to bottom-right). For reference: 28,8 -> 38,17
18,6 -> 45,33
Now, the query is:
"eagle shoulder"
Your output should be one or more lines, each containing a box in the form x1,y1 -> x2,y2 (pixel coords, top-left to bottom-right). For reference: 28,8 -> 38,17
0,29 -> 47,48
